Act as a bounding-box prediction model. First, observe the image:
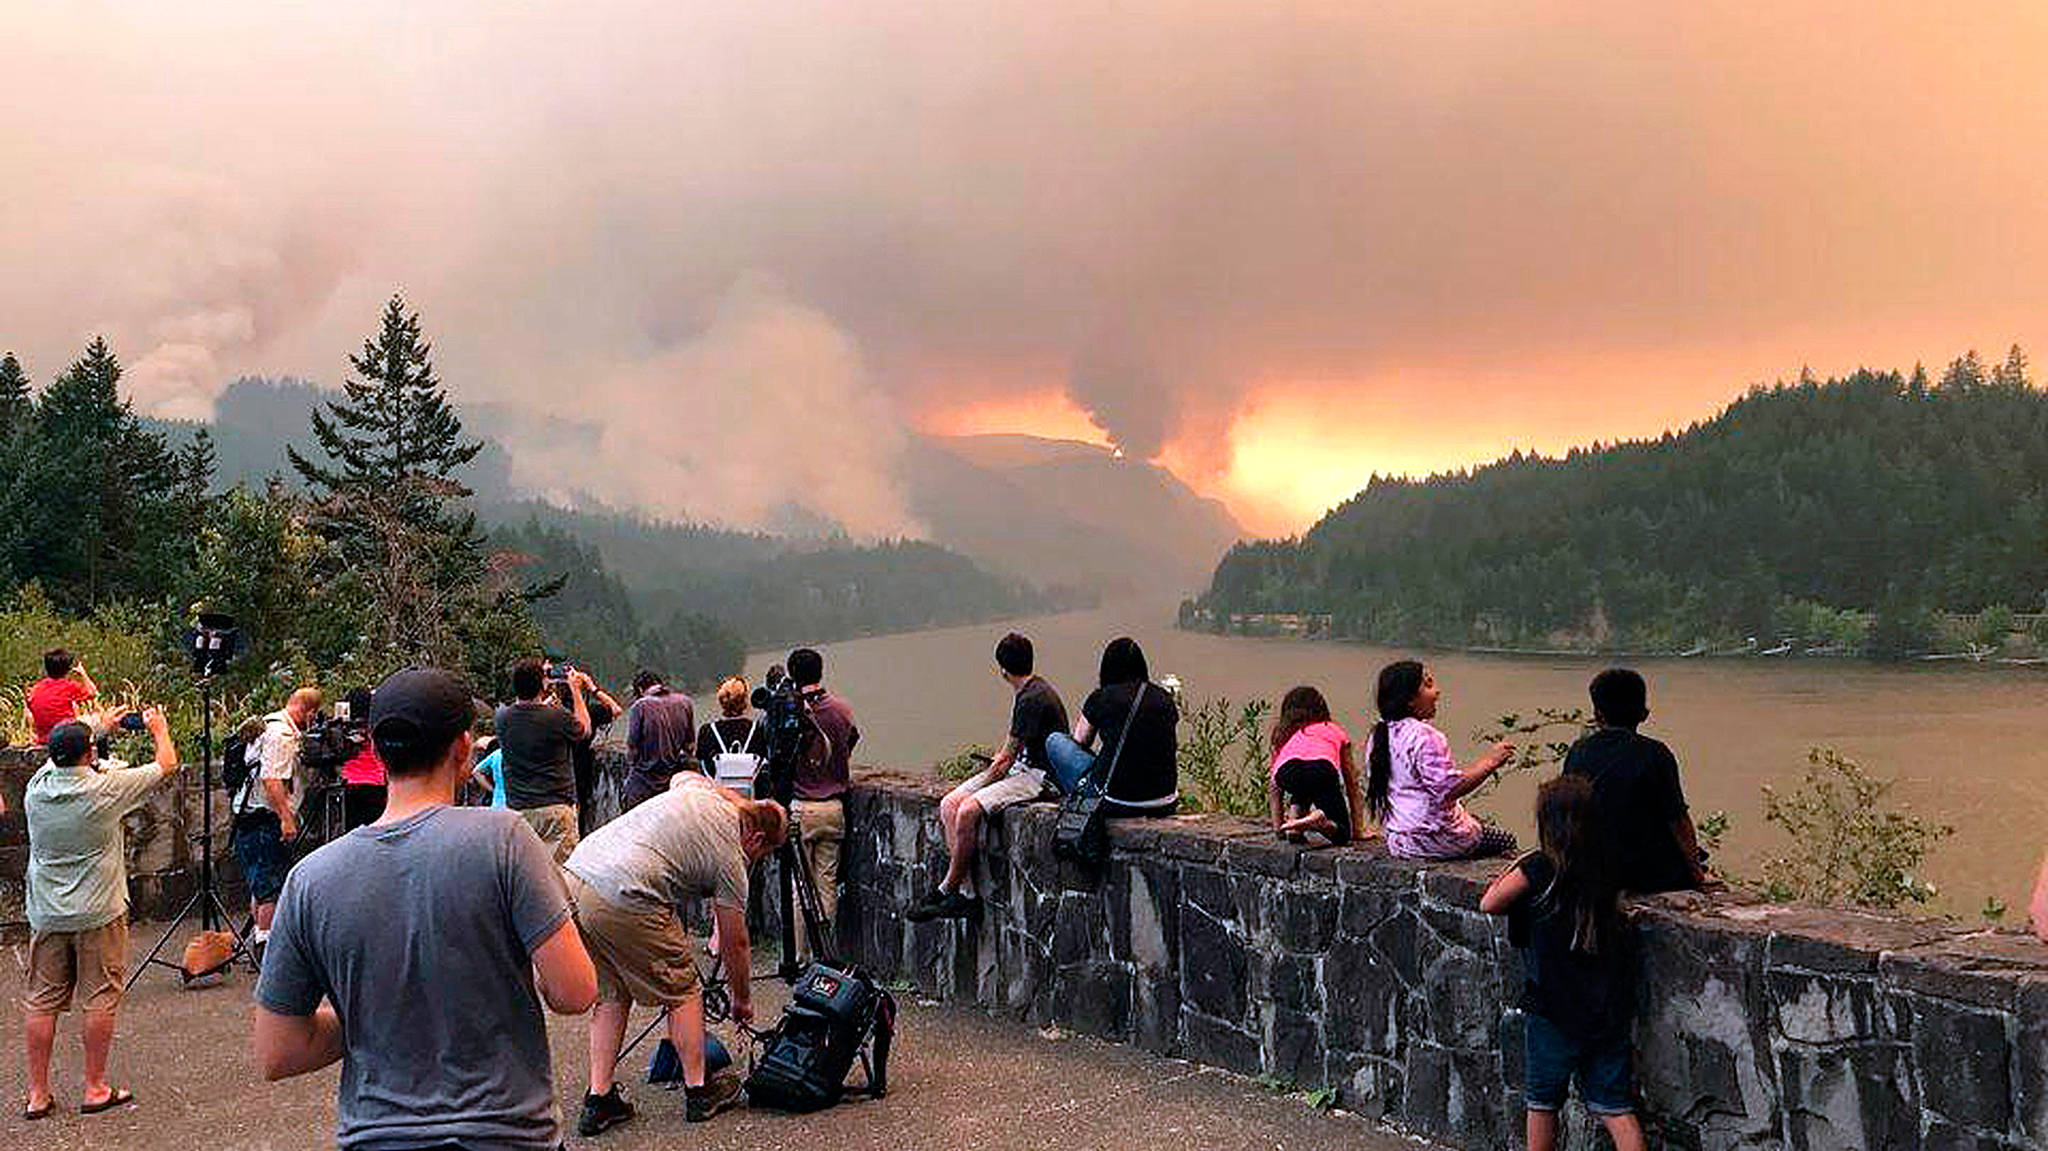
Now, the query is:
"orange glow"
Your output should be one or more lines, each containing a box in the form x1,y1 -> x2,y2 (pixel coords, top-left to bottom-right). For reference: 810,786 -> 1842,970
918,388 -> 1113,447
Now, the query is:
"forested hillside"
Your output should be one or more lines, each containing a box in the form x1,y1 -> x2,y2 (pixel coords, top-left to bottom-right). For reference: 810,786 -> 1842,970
1202,351 -> 2048,655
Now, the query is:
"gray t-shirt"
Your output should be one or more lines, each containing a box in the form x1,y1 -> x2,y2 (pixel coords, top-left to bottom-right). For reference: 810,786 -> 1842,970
566,782 -> 748,911
256,806 -> 572,1151
494,701 -> 580,810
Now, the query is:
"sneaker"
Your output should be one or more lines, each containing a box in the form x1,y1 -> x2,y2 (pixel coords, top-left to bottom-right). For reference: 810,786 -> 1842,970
577,1086 -> 636,1136
906,888 -> 949,923
685,1072 -> 744,1122
932,891 -> 982,920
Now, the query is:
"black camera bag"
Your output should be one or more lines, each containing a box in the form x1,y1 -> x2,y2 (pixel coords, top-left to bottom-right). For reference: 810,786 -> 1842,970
1052,683 -> 1147,867
744,961 -> 894,1112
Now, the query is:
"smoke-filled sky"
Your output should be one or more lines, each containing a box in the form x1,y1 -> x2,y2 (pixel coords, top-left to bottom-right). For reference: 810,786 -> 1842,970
7,2 -> 2048,536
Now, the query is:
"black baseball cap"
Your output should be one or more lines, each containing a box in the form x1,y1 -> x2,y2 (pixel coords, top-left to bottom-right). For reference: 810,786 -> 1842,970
369,668 -> 472,758
46,720 -> 93,766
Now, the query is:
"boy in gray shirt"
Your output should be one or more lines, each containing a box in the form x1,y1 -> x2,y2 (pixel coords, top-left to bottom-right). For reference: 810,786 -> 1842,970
253,668 -> 598,1150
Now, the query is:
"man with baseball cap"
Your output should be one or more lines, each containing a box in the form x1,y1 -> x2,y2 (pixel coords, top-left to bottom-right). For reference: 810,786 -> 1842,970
253,667 -> 598,1151
21,709 -> 178,1119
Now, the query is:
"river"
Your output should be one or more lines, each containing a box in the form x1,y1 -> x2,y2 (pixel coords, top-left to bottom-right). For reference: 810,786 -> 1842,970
748,604 -> 2048,916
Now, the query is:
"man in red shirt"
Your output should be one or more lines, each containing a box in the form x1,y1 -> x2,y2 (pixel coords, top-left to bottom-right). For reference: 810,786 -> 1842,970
26,649 -> 97,745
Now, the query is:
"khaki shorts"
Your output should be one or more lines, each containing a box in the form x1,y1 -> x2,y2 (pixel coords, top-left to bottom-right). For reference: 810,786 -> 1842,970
518,803 -> 579,866
566,871 -> 700,1006
24,919 -> 129,1016
950,766 -> 1053,816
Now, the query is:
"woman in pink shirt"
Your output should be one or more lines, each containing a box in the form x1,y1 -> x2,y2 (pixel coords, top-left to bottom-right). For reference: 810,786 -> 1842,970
1268,685 -> 1367,845
1366,660 -> 1518,860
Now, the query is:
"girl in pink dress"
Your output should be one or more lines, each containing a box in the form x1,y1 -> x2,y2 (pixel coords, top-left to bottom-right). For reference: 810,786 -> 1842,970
1366,660 -> 1518,860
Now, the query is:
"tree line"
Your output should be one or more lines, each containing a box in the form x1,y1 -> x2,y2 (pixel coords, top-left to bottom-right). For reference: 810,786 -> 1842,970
1201,349 -> 2048,658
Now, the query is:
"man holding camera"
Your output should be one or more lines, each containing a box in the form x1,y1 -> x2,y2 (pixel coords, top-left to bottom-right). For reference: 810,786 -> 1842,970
253,667 -> 598,1150
568,777 -> 787,1133
497,657 -> 592,864
786,647 -> 858,960
233,686 -> 322,956
22,708 -> 179,1119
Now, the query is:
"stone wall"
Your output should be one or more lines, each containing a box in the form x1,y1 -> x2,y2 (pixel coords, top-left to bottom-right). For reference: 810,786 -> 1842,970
0,745 -> 238,940
838,770 -> 2048,1151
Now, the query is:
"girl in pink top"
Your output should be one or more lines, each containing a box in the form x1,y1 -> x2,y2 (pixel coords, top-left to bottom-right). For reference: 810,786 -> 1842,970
1268,686 -> 1367,845
1366,660 -> 1518,860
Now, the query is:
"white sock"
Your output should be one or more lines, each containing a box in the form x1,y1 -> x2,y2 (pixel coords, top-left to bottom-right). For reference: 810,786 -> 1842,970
252,928 -> 270,944
958,877 -> 976,898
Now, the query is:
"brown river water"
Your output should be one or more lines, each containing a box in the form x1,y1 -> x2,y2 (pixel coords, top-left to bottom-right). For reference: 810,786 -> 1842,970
748,603 -> 2048,917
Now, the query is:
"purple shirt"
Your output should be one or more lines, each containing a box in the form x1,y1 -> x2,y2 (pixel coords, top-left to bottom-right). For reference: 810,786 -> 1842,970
626,687 -> 696,775
795,688 -> 859,801
1373,717 -> 1481,859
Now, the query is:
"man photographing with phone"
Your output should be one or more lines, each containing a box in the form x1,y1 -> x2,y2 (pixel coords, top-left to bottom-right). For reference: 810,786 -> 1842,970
22,707 -> 179,1119
497,656 -> 593,864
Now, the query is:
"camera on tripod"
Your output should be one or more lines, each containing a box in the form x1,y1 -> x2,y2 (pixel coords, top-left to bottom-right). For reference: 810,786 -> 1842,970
299,713 -> 367,787
750,668 -> 813,794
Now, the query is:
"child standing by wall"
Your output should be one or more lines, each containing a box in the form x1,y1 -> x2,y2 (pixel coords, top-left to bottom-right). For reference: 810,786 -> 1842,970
1267,685 -> 1367,845
1480,776 -> 1647,1151
1365,660 -> 1517,859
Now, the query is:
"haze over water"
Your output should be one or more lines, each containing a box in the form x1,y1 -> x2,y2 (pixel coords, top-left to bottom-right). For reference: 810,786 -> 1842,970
753,604 -> 2048,916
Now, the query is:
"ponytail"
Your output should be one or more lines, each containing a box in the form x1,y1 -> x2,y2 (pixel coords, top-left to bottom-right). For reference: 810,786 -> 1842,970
1367,660 -> 1427,822
1366,720 -> 1393,820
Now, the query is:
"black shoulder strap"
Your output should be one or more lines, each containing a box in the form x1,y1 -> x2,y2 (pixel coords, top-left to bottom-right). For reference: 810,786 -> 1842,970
1092,683 -> 1147,797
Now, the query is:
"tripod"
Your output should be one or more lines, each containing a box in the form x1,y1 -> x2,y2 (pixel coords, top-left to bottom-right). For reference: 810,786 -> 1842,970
129,676 -> 253,988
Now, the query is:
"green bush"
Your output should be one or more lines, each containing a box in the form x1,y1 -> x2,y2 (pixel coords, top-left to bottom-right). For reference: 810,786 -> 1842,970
1759,747 -> 1951,908
1178,697 -> 1272,818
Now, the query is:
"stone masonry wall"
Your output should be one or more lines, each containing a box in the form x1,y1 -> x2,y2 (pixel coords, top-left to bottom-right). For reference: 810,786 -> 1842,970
839,769 -> 2048,1151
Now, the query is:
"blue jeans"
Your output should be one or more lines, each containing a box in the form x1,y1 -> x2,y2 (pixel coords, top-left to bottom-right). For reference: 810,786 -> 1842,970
1523,1013 -> 1636,1116
1042,733 -> 1097,796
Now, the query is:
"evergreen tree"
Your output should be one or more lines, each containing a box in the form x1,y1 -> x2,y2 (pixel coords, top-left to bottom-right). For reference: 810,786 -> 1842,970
0,352 -> 30,440
286,296 -> 530,678
1993,344 -> 2031,391
4,338 -> 178,607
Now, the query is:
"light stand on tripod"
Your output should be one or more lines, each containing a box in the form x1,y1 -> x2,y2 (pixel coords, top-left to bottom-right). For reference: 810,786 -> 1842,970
129,612 -> 252,987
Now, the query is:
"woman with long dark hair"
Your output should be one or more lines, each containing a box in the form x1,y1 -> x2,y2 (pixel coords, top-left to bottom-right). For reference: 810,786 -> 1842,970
1364,660 -> 1515,859
1041,636 -> 1179,816
1267,685 -> 1365,845
1480,776 -> 1645,1151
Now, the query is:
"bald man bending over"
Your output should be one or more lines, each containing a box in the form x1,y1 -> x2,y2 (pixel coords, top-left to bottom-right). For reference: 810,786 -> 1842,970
233,686 -> 322,959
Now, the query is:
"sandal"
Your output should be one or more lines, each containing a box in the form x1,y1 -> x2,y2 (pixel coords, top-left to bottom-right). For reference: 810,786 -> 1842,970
22,1098 -> 54,1121
81,1087 -> 134,1115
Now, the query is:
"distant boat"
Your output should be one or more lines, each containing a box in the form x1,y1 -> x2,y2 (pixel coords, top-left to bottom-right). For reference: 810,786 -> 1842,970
1921,644 -> 1996,663
1759,640 -> 1794,657
1677,643 -> 1708,658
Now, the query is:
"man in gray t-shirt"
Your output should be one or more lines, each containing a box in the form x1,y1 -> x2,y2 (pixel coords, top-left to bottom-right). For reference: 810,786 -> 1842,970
254,668 -> 597,1150
565,780 -> 787,1134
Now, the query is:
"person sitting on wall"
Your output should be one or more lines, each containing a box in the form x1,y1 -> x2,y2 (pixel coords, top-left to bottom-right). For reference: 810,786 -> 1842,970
1560,668 -> 1709,893
1042,636 -> 1180,817
25,648 -> 98,745
1267,684 -> 1366,845
912,632 -> 1070,921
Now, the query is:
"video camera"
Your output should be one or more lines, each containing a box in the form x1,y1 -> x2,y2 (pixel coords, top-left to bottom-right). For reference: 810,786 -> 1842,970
299,712 -> 367,786
750,666 -> 814,805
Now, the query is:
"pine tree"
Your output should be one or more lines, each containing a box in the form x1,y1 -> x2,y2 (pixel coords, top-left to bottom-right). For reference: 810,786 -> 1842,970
0,352 -> 31,440
1993,344 -> 2031,391
6,338 -> 178,606
289,294 -> 484,543
286,295 -> 531,676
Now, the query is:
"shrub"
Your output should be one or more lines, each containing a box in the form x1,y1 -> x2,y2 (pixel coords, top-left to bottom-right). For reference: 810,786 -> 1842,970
1178,697 -> 1273,818
1759,747 -> 1951,908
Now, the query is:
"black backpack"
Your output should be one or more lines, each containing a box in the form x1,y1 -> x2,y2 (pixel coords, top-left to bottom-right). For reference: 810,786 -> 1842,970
220,730 -> 256,798
743,962 -> 894,1112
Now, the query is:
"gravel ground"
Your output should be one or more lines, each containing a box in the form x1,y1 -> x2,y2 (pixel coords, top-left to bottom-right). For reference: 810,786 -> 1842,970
0,933 -> 1437,1151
